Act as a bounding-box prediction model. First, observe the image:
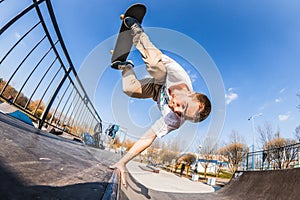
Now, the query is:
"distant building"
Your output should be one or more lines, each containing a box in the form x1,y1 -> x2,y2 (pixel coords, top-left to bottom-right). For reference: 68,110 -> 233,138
195,159 -> 227,174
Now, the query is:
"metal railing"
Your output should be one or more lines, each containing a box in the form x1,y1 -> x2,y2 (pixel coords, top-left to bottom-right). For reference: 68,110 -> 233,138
0,0 -> 101,137
246,142 -> 300,171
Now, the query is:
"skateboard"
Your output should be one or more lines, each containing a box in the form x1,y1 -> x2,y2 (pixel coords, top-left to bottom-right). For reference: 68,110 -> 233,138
111,4 -> 146,63
139,165 -> 160,173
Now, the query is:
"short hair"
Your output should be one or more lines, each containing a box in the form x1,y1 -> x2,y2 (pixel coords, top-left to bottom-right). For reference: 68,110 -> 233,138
190,92 -> 211,123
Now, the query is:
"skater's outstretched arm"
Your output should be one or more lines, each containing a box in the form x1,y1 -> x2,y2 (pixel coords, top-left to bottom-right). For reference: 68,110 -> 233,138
110,128 -> 157,187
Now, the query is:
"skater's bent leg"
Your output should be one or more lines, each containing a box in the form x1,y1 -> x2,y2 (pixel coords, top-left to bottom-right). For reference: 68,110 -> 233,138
134,32 -> 167,84
122,67 -> 161,100
133,32 -> 162,65
122,68 -> 141,96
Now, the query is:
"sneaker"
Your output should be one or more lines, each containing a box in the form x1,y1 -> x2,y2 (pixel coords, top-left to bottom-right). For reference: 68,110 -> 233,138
111,60 -> 134,70
124,17 -> 143,35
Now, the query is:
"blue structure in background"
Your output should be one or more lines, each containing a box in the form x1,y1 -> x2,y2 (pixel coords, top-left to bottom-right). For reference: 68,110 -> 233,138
8,110 -> 34,126
107,124 -> 119,139
0,102 -> 34,126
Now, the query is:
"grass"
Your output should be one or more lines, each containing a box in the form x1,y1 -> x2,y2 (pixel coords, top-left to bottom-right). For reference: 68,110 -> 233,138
161,165 -> 233,180
216,170 -> 233,179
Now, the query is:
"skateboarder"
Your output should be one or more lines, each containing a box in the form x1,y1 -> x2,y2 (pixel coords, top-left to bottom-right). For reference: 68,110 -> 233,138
110,17 -> 211,187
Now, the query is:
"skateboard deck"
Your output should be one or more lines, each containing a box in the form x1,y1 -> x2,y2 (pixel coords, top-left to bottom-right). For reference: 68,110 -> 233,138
111,4 -> 146,63
139,165 -> 160,173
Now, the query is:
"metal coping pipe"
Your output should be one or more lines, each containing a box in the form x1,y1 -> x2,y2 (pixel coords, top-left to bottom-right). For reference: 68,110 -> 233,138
102,169 -> 121,200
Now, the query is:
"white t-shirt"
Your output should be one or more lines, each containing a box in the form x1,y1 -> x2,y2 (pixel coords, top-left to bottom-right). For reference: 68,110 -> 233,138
151,54 -> 193,138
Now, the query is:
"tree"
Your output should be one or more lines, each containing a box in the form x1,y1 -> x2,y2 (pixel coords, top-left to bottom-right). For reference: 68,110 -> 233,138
263,137 -> 297,169
295,125 -> 300,142
296,93 -> 300,141
257,123 -> 297,169
175,153 -> 196,177
257,122 -> 274,149
0,80 -> 29,107
123,138 -> 135,152
146,140 -> 161,164
0,78 -> 4,87
28,100 -> 40,112
161,150 -> 178,165
160,140 -> 180,165
15,92 -> 28,107
112,136 -> 122,149
219,131 -> 248,173
199,139 -> 218,179
168,139 -> 181,153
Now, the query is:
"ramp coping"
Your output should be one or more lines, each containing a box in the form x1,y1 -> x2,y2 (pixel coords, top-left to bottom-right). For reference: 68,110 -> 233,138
102,169 -> 121,200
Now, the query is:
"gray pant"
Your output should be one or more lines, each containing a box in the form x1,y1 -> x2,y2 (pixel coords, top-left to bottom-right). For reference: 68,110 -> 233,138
122,32 -> 167,101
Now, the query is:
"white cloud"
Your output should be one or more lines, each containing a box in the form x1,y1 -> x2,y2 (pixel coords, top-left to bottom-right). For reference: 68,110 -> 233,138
278,114 -> 289,121
189,74 -> 197,83
225,88 -> 238,105
129,99 -> 135,104
187,70 -> 197,83
275,98 -> 282,103
15,32 -> 21,39
279,88 -> 286,93
259,104 -> 266,110
14,32 -> 27,47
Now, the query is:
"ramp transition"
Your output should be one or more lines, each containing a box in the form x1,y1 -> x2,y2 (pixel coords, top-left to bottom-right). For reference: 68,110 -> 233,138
0,112 -> 119,199
0,112 -> 299,200
120,166 -> 300,200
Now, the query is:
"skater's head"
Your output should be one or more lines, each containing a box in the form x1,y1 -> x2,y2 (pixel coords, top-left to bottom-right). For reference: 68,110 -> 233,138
168,92 -> 211,122
188,92 -> 211,122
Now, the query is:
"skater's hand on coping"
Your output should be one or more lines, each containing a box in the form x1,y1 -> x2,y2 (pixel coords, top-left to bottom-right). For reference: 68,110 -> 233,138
109,162 -> 127,188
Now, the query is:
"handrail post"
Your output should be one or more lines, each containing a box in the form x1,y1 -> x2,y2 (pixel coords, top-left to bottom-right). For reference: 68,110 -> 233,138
38,68 -> 71,129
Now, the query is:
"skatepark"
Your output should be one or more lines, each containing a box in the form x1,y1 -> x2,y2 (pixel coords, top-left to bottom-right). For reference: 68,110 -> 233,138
1,112 -> 300,199
1,1 -> 300,200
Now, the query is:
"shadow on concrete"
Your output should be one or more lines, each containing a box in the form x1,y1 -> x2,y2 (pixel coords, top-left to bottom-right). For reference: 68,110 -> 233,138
0,112 -> 119,200
0,162 -> 107,199
122,172 -> 151,199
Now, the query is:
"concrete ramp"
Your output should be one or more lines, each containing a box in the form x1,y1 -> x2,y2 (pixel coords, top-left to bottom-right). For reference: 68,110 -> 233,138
120,166 -> 300,200
1,112 -> 299,200
0,112 -> 119,199
214,169 -> 300,200
0,102 -> 33,126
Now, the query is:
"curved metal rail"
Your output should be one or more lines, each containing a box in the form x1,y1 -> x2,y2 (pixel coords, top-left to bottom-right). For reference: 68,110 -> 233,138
0,0 -> 101,138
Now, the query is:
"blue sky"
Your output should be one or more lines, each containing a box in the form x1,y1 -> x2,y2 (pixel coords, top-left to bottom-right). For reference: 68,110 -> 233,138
2,0 -> 300,151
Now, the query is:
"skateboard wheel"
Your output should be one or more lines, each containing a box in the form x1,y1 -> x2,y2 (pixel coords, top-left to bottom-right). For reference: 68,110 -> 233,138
120,14 -> 125,20
110,50 -> 114,55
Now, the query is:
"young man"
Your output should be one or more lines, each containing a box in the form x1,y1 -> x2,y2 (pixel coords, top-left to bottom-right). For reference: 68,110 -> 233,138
110,17 -> 211,187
